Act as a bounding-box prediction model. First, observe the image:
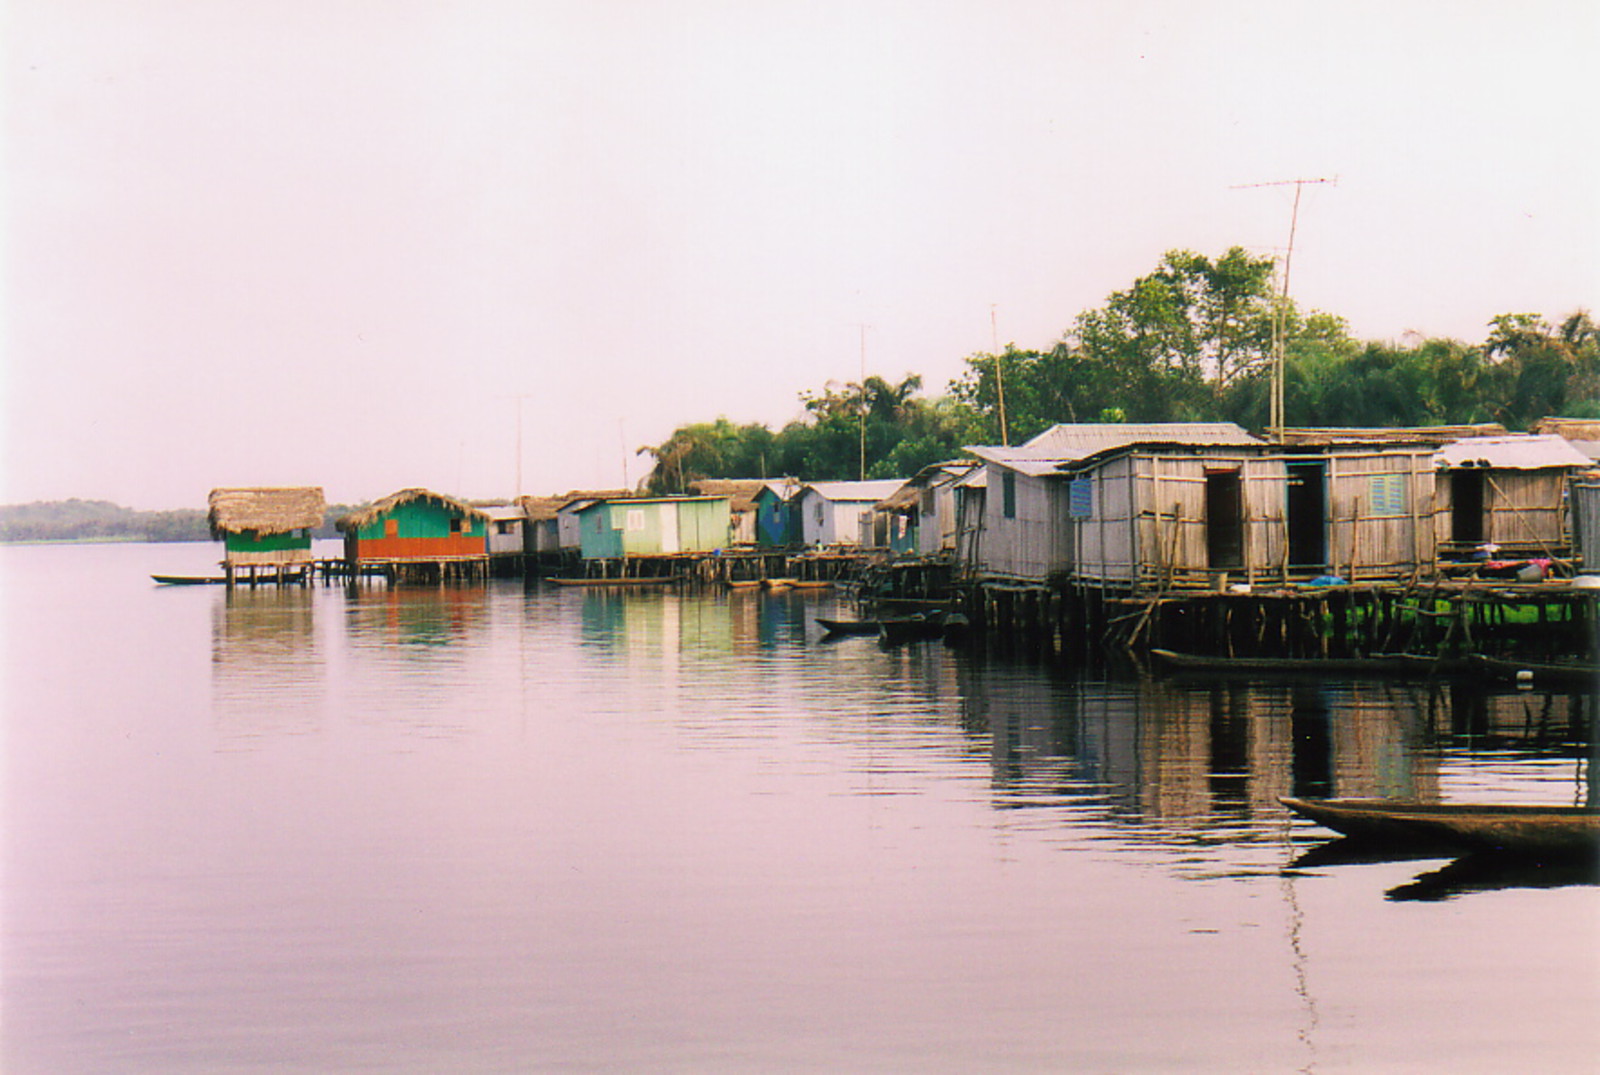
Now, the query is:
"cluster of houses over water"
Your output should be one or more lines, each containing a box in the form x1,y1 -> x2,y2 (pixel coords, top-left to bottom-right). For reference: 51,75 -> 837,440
206,418 -> 1600,590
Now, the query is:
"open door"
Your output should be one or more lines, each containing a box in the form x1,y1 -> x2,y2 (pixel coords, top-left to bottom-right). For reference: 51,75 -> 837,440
1450,470 -> 1485,545
1285,461 -> 1327,570
1205,469 -> 1244,570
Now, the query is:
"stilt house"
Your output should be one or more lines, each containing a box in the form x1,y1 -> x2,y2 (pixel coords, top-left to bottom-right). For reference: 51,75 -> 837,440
865,460 -> 979,556
795,480 -> 906,547
1270,432 -> 1448,582
1433,434 -> 1594,560
1571,480 -> 1600,574
337,489 -> 491,574
574,495 -> 732,559
966,423 -> 1270,587
752,479 -> 802,547
689,479 -> 768,545
207,487 -> 326,579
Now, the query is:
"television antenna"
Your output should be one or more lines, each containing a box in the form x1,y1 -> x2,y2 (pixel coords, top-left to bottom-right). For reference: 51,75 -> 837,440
1231,176 -> 1337,438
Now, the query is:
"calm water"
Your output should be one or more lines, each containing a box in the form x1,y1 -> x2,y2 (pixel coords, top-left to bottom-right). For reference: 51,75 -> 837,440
3,542 -> 1596,1073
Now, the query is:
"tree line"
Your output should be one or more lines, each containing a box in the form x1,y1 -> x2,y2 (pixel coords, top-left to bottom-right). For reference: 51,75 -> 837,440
0,500 -> 365,544
640,247 -> 1598,493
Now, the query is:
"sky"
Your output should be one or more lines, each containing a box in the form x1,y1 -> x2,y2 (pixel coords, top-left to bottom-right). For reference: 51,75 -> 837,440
3,1 -> 1596,510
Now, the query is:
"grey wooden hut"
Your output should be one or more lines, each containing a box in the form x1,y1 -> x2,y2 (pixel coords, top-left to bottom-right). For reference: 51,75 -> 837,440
1271,433 -> 1447,583
1571,481 -> 1600,574
1433,435 -> 1594,561
966,423 -> 1271,588
207,487 -> 326,584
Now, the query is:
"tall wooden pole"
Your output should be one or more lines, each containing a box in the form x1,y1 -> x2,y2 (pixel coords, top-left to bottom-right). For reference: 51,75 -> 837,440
1231,176 -> 1335,440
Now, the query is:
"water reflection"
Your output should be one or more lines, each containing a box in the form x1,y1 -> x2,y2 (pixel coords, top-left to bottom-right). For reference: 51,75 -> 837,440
211,586 -> 323,741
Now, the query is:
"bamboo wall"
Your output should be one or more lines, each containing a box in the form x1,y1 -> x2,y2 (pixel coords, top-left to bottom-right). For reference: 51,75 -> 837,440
1319,447 -> 1436,581
1434,468 -> 1572,556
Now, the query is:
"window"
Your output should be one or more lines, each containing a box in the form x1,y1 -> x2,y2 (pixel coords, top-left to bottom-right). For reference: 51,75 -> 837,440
1002,471 -> 1017,519
921,487 -> 936,515
1367,474 -> 1407,517
1069,478 -> 1093,519
626,509 -> 646,532
449,517 -> 464,534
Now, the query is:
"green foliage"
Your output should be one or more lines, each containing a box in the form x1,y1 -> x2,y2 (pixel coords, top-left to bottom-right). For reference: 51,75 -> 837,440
642,249 -> 1593,488
641,376 -> 983,490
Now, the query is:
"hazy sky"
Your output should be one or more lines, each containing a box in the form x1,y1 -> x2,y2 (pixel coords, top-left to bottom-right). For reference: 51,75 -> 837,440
4,1 -> 1596,509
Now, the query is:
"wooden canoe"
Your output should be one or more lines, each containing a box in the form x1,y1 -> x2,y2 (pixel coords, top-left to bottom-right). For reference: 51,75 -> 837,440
816,617 -> 882,637
1150,649 -> 1467,678
546,576 -> 679,587
1469,655 -> 1598,691
878,615 -> 947,645
152,574 -> 226,585
1280,797 -> 1600,857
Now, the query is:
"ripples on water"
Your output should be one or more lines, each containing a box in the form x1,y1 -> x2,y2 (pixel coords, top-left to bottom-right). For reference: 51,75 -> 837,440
2,542 -> 1596,1073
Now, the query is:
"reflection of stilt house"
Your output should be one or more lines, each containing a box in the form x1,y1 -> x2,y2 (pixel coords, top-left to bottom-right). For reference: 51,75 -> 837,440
207,487 -> 326,586
1433,435 -> 1593,560
337,488 -> 491,583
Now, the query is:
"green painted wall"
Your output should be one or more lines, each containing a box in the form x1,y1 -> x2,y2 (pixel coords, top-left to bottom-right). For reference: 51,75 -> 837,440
357,499 -> 485,540
225,529 -> 311,553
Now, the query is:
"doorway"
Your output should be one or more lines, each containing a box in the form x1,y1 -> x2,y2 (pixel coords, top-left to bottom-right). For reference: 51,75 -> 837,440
1205,469 -> 1245,570
1450,470 -> 1485,545
1285,461 -> 1327,570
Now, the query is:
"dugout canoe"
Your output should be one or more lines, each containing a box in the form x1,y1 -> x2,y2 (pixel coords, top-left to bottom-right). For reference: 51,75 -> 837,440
1279,797 -> 1600,857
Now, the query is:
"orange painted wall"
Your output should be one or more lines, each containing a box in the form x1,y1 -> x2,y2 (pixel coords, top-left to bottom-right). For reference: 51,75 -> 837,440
355,534 -> 485,560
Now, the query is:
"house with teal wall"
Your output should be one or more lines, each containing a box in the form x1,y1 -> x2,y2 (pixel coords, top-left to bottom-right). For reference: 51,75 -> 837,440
337,488 -> 490,564
574,496 -> 732,559
752,479 -> 802,547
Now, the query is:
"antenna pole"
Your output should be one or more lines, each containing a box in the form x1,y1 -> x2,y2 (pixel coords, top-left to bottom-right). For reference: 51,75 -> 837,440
992,304 -> 1009,447
1231,176 -> 1335,439
858,323 -> 868,481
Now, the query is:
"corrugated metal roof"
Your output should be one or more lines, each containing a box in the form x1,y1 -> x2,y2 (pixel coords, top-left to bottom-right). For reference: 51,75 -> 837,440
967,423 -> 1264,477
477,503 -> 527,522
1434,435 -> 1594,470
801,479 -> 907,502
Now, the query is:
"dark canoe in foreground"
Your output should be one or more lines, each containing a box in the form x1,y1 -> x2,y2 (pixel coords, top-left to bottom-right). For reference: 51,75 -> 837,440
547,576 -> 679,587
1150,649 -> 1457,677
152,574 -> 226,585
816,617 -> 882,637
1280,797 -> 1600,857
1150,649 -> 1596,689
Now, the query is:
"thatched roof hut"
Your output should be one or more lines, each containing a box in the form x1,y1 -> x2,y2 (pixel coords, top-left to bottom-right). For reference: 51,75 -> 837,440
336,488 -> 489,532
207,487 -> 326,538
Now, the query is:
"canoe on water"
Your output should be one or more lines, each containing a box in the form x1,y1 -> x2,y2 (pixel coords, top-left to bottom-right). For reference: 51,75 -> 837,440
819,617 -> 883,633
1280,797 -> 1600,857
1150,649 -> 1463,677
547,576 -> 679,587
152,574 -> 226,585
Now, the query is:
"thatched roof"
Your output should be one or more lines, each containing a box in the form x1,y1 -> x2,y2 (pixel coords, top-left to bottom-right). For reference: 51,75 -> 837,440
207,487 -> 325,536
517,489 -> 636,521
1276,423 -> 1507,446
336,488 -> 489,532
689,479 -> 768,512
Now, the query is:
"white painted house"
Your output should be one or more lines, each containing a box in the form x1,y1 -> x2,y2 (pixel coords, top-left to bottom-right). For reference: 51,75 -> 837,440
795,480 -> 906,547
